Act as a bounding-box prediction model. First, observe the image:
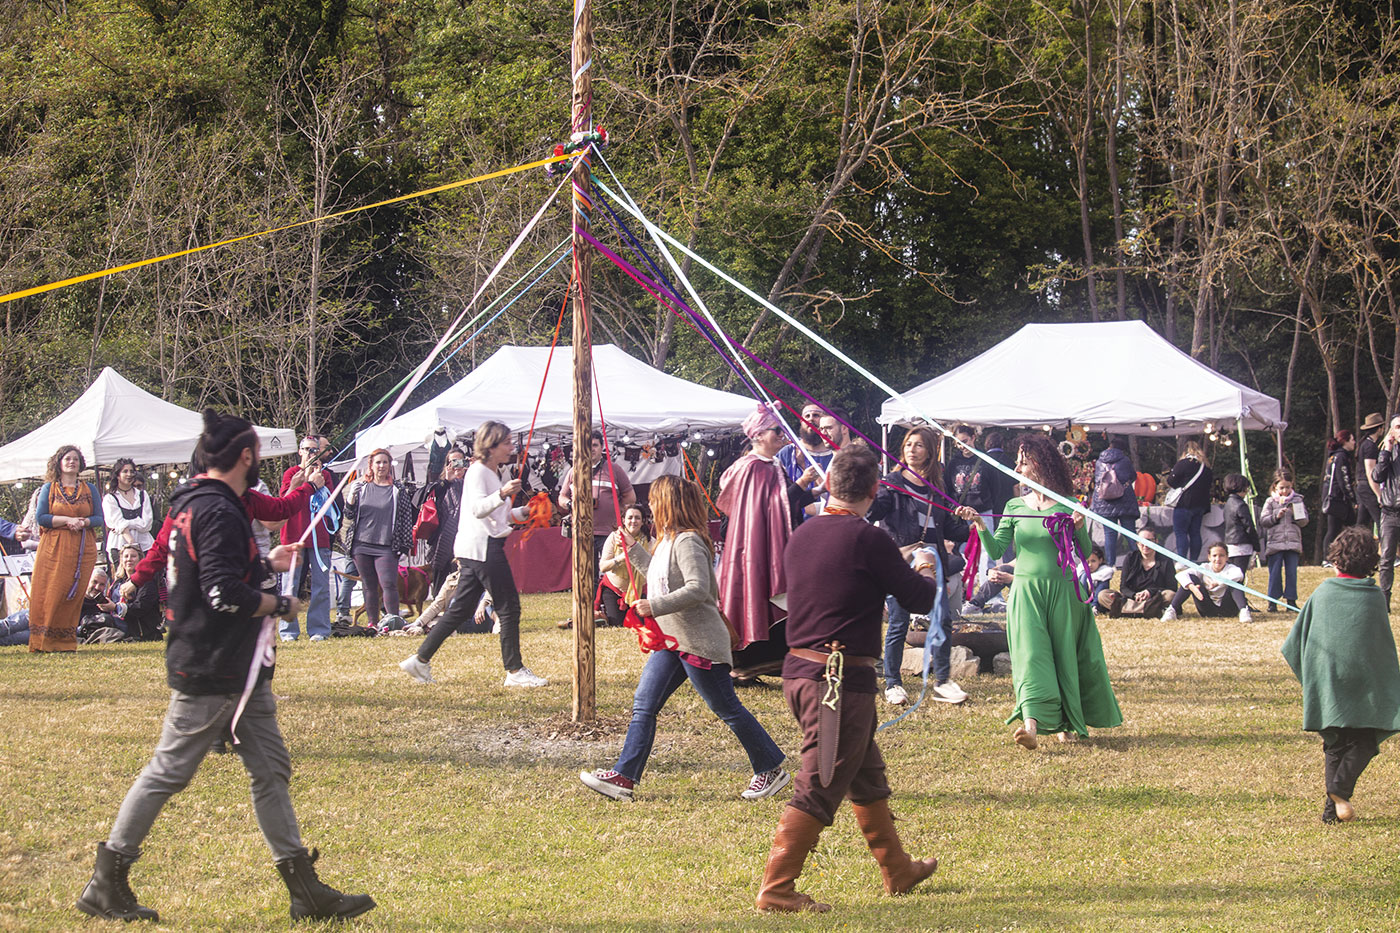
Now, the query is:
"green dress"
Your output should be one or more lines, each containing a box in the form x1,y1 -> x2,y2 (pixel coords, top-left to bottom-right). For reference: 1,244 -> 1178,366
978,497 -> 1123,736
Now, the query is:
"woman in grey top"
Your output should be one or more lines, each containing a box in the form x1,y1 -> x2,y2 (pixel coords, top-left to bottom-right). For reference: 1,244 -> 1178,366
580,475 -> 789,803
345,449 -> 412,627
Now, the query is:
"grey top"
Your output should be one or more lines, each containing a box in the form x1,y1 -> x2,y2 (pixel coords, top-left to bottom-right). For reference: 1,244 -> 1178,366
647,531 -> 732,666
356,482 -> 396,548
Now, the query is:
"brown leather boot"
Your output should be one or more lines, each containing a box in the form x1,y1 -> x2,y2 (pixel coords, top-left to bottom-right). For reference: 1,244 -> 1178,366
755,807 -> 832,912
850,798 -> 938,895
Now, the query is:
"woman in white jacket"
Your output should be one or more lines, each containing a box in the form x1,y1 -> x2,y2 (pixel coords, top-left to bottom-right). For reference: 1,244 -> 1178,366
400,421 -> 545,687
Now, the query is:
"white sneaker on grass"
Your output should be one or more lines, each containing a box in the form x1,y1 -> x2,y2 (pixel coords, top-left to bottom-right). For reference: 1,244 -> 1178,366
741,767 -> 791,800
1161,607 -> 1178,622
399,655 -> 434,684
1239,608 -> 1253,623
580,769 -> 635,801
932,681 -> 969,704
504,667 -> 547,687
884,684 -> 909,706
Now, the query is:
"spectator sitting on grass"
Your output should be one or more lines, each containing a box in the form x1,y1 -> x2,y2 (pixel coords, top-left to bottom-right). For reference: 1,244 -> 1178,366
1098,528 -> 1176,618
1162,542 -> 1251,623
966,562 -> 1014,614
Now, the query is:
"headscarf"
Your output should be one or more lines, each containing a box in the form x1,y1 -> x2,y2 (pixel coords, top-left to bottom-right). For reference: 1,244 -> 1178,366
742,403 -> 782,440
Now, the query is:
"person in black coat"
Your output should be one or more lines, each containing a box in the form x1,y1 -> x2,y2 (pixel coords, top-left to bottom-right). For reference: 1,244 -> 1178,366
1166,440 -> 1214,562
1321,430 -> 1357,560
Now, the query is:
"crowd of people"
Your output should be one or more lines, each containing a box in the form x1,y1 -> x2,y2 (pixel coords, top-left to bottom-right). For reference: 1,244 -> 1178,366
8,400 -> 1400,922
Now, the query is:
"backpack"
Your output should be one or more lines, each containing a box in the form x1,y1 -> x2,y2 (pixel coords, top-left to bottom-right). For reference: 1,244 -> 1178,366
1095,463 -> 1125,502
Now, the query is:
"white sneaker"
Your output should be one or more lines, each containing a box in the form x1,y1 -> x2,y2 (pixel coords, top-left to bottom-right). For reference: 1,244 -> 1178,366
399,654 -> 434,684
309,634 -> 327,642
504,667 -> 547,687
1239,608 -> 1253,623
884,684 -> 909,705
741,767 -> 791,800
932,681 -> 969,704
1161,607 -> 1178,622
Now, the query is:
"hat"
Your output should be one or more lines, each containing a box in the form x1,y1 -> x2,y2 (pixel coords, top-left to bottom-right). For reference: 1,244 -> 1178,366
1361,412 -> 1385,431
742,403 -> 782,440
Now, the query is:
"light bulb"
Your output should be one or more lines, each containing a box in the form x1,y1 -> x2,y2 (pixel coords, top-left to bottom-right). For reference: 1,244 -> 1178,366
149,471 -> 160,479
168,470 -> 179,479
621,433 -> 632,444
681,440 -> 691,449
13,481 -> 22,489
693,432 -> 703,440
1149,423 -> 1161,432
707,448 -> 716,457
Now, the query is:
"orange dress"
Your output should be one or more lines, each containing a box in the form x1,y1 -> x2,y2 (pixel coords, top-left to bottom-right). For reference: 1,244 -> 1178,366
29,481 -> 101,652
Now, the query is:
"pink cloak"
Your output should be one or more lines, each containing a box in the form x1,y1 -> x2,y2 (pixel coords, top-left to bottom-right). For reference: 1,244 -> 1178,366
716,453 -> 792,648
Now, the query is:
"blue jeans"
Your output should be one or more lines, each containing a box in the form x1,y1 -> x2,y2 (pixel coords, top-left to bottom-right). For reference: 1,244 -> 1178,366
884,594 -> 951,688
1,609 -> 29,646
613,650 -> 784,783
1172,506 -> 1206,563
1267,551 -> 1300,609
1100,515 -> 1134,566
279,547 -> 331,639
333,551 -> 355,617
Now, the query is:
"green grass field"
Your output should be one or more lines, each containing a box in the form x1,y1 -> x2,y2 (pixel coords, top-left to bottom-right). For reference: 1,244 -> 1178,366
5,566 -> 1400,931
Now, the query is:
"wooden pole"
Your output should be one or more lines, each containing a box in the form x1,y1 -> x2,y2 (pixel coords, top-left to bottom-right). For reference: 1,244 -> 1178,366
570,0 -> 596,722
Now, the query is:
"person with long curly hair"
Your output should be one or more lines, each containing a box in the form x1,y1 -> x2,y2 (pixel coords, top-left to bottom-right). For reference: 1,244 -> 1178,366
29,445 -> 105,652
956,433 -> 1121,748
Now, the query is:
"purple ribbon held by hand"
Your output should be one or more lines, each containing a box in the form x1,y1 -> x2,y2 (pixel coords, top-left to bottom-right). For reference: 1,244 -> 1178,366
1043,512 -> 1094,605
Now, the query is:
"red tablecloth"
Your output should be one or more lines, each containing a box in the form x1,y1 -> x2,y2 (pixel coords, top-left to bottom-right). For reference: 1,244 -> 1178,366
506,530 -> 573,593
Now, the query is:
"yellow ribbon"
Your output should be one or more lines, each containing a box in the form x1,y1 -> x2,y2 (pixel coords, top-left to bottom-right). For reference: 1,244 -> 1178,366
0,152 -> 574,306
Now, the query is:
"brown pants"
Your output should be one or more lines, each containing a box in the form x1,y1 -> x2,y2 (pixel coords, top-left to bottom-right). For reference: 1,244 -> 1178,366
1098,589 -> 1172,617
783,678 -> 890,826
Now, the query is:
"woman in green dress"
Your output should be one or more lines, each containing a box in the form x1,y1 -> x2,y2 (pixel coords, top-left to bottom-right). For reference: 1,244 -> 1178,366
956,434 -> 1122,749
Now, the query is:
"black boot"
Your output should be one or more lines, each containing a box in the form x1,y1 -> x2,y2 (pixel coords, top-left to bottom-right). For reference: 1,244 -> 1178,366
275,848 -> 376,921
76,842 -> 159,922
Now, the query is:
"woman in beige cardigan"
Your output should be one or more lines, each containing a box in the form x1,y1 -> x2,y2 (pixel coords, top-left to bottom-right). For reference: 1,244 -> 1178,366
580,475 -> 789,802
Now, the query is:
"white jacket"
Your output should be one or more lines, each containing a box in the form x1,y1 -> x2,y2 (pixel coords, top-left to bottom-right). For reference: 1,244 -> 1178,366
453,461 -> 529,561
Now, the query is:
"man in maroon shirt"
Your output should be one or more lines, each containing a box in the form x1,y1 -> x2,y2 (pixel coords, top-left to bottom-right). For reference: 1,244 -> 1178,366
756,446 -> 941,912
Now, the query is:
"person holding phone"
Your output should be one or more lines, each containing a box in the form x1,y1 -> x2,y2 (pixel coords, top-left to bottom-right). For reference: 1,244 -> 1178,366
1370,416 -> 1400,604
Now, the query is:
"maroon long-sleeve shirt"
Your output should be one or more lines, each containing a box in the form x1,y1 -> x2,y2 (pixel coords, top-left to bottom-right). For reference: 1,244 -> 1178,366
782,514 -> 938,693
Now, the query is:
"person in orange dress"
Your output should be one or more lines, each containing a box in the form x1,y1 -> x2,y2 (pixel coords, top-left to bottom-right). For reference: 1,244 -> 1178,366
29,445 -> 104,652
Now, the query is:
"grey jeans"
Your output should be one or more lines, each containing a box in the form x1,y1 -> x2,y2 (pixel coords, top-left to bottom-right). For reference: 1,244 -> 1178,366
107,681 -> 305,862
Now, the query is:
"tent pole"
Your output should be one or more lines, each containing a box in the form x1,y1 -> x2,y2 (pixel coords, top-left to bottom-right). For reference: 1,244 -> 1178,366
1275,427 -> 1284,467
881,424 -> 888,473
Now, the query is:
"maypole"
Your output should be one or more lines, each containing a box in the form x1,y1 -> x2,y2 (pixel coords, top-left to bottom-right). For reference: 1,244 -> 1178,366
570,0 -> 597,722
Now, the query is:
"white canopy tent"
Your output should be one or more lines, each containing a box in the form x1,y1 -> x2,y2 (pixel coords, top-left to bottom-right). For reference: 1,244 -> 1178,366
354,344 -> 759,469
878,320 -> 1285,438
0,367 -> 298,481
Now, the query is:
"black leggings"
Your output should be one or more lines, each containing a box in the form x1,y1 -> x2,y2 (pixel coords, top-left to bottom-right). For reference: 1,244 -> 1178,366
417,539 -> 523,672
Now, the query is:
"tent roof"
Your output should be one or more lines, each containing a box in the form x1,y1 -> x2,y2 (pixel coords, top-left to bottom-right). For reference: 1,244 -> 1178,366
0,367 -> 298,481
878,321 -> 1285,435
355,344 -> 758,463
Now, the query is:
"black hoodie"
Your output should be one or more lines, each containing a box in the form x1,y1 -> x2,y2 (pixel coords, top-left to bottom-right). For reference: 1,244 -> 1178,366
164,476 -> 275,695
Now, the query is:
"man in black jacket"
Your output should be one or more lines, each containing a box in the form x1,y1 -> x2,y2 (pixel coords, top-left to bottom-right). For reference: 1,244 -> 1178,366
1371,415 -> 1400,603
77,410 -> 375,924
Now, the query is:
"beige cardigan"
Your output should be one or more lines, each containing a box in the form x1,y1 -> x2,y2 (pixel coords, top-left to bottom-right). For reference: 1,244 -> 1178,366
647,531 -> 732,666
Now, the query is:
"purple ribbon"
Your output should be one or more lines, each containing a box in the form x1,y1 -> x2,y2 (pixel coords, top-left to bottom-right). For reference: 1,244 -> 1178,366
1042,512 -> 1094,604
